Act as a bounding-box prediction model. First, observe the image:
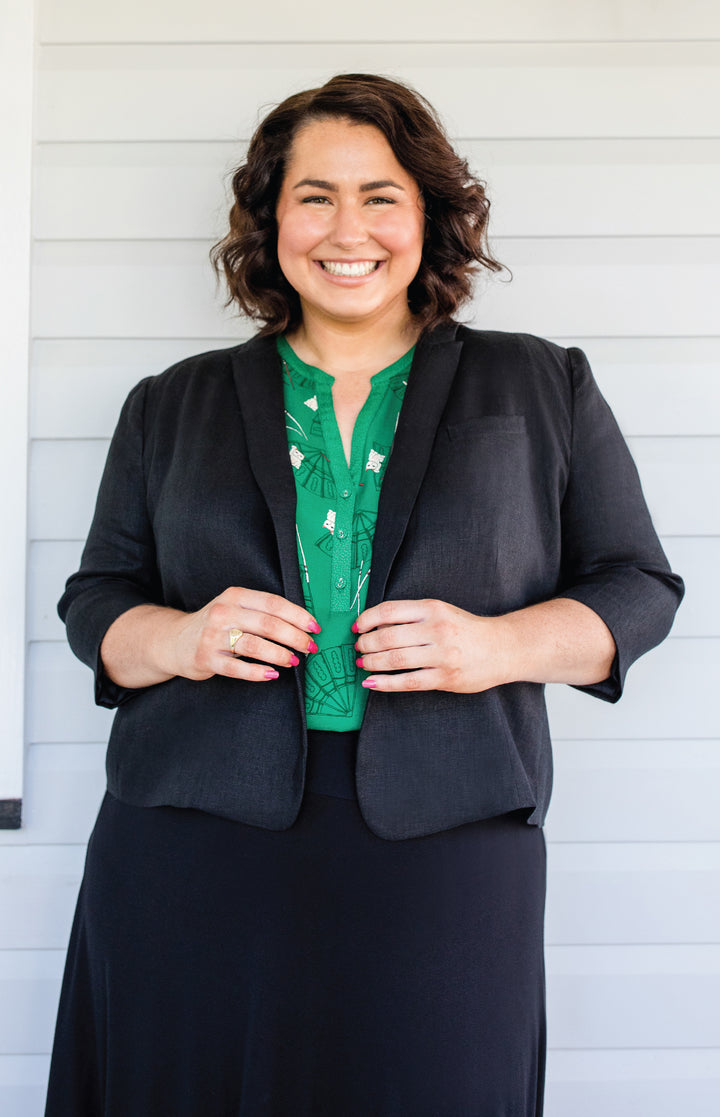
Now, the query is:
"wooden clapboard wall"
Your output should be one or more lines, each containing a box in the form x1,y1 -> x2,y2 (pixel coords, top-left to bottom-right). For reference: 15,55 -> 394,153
1,1 -> 719,1112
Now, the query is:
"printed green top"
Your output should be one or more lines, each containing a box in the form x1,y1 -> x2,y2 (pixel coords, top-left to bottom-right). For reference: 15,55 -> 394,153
278,335 -> 413,731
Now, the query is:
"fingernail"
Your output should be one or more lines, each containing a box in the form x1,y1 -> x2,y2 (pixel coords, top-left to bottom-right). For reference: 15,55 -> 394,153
307,639 -> 319,654
362,679 -> 376,689
289,654 -> 300,667
307,620 -> 322,634
356,657 -> 364,668
351,621 -> 359,633
264,669 -> 279,680
354,641 -> 360,651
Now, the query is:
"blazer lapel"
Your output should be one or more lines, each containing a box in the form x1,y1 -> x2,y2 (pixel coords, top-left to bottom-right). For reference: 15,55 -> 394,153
230,336 -> 306,611
366,323 -> 463,608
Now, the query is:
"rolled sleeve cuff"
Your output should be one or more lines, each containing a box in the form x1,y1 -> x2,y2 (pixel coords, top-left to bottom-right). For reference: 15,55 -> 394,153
60,584 -> 153,709
559,567 -> 685,703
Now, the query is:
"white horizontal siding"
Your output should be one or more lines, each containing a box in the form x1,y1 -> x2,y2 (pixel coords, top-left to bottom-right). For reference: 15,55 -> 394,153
5,6 -> 719,1113
37,0 -> 720,44
36,43 -> 720,141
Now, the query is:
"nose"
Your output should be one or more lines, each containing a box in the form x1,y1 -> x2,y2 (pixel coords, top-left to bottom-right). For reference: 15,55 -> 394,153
329,201 -> 369,250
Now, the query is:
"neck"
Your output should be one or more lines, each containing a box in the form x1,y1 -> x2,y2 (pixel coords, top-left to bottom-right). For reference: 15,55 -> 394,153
286,308 -> 421,382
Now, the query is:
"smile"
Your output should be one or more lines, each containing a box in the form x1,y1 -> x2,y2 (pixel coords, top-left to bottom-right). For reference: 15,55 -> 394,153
320,261 -> 381,278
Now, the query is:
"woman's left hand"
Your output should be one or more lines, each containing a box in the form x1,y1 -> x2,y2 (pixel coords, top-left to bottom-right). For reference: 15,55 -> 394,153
353,599 -> 511,694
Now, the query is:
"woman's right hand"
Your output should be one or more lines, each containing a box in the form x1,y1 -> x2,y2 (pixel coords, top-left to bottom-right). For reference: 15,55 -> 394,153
100,589 -> 320,689
170,587 -> 320,681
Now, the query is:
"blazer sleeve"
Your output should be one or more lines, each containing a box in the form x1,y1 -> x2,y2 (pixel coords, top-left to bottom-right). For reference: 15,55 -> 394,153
555,346 -> 684,702
57,377 -> 160,709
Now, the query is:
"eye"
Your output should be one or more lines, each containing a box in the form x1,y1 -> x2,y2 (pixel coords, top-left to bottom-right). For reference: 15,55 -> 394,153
300,195 -> 332,205
366,196 -> 396,206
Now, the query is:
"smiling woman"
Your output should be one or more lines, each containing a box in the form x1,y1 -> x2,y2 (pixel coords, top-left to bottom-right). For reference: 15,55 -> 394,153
45,73 -> 683,1117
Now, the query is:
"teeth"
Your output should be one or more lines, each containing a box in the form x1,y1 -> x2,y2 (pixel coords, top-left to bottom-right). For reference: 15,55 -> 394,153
321,261 -> 379,277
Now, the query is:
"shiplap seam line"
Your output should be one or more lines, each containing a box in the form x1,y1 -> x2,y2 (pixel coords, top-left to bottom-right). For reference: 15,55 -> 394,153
36,38 -> 720,46
31,235 -> 720,244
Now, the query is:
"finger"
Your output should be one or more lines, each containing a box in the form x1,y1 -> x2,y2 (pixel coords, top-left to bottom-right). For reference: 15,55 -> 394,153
362,669 -> 443,693
212,653 -> 283,683
206,604 -> 318,658
223,588 -> 320,634
222,631 -> 304,670
234,609 -> 320,656
355,621 -> 433,656
354,599 -> 431,636
356,644 -> 434,675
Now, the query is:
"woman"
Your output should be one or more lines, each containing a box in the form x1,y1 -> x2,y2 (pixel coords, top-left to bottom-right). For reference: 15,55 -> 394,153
46,74 -> 683,1116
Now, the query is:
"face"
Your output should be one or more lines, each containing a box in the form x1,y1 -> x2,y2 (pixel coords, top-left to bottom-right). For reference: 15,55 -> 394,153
275,117 -> 425,333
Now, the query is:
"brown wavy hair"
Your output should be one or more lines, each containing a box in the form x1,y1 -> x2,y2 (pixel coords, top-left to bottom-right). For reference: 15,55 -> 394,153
210,73 -> 504,335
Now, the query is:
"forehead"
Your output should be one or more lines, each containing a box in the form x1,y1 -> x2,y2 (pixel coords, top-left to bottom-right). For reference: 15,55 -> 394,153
284,117 -> 413,181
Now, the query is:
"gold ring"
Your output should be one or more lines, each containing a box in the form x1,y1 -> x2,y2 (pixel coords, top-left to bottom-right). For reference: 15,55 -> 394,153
229,628 -> 244,653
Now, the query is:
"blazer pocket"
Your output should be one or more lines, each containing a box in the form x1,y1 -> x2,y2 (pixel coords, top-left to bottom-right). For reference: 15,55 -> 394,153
444,415 -> 526,441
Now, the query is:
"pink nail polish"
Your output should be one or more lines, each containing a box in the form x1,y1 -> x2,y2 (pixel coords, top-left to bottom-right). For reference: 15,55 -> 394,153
307,639 -> 319,654
362,679 -> 376,689
351,621 -> 359,633
356,657 -> 364,668
307,620 -> 322,634
264,669 -> 279,680
289,654 -> 300,667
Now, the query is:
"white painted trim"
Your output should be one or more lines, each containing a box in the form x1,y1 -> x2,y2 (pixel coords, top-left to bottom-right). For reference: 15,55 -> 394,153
0,0 -> 35,811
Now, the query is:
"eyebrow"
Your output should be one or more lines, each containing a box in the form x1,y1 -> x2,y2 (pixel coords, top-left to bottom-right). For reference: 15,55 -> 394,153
292,178 -> 406,192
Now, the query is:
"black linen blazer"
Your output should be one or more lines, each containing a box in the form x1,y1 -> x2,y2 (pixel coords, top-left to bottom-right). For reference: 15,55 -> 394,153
59,325 -> 684,839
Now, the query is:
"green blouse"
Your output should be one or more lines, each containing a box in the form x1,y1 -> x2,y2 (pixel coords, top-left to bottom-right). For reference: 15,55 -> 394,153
278,336 -> 414,731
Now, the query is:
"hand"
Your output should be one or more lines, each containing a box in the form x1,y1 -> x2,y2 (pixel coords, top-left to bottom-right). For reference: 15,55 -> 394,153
169,587 -> 321,683
100,589 -> 321,689
353,599 -> 510,694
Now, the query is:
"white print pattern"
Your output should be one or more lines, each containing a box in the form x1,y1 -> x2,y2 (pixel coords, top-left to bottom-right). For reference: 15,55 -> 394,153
289,445 -> 305,469
365,449 -> 385,473
304,395 -> 318,411
285,409 -> 307,440
323,509 -> 336,534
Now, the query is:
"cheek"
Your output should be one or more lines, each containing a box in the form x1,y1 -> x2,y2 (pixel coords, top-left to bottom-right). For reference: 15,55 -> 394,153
378,213 -> 425,257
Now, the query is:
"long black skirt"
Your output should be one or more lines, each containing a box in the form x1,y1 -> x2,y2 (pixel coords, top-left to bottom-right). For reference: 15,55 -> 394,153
46,731 -> 547,1116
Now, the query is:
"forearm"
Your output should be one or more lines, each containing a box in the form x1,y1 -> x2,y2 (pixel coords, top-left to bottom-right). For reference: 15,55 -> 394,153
497,597 -> 616,686
100,604 -> 188,689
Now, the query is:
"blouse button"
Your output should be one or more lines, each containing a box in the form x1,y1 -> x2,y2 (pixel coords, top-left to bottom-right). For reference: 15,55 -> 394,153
337,529 -> 346,539
336,577 -> 346,589
341,488 -> 351,499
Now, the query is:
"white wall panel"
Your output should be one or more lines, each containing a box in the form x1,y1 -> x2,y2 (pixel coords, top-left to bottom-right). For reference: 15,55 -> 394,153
26,643 -> 112,745
547,638 -> 719,741
545,843 -> 720,945
34,138 -> 720,241
659,537 -> 720,638
38,0 -> 720,44
0,952 -> 64,1054
0,1056 -> 50,1117
28,439 -> 108,541
0,745 -> 105,847
30,341 -> 238,440
36,44 -> 720,142
0,851 -> 85,950
28,541 -> 84,641
547,740 -> 720,843
546,1050 -> 720,1117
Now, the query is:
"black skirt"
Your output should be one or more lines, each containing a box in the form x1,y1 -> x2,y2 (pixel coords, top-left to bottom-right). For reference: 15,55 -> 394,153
46,731 -> 547,1116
